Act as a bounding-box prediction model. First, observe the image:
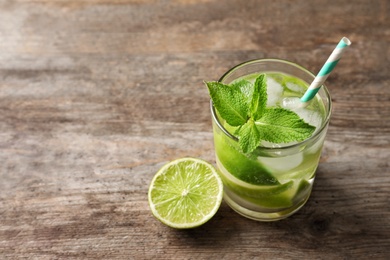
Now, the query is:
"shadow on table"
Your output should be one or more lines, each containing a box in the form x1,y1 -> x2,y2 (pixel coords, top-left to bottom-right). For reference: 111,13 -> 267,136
168,166 -> 389,256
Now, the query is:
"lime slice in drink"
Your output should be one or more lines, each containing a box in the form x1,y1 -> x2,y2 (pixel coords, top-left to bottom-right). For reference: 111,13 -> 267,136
219,166 -> 294,208
214,125 -> 279,185
148,158 -> 223,229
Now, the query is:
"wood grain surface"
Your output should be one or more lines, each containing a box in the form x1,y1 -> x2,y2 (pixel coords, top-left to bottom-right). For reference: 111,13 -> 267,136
0,0 -> 389,259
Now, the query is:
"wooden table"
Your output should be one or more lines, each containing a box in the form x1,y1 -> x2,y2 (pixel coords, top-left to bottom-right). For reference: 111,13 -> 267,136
1,0 -> 389,259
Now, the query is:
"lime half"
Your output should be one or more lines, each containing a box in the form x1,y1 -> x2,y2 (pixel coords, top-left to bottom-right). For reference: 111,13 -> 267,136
148,158 -> 223,229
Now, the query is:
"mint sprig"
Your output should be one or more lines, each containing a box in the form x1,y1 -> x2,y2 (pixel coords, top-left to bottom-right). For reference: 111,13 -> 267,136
206,74 -> 316,153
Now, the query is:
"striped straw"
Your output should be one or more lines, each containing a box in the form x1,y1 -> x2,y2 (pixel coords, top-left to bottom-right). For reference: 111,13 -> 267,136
300,37 -> 351,103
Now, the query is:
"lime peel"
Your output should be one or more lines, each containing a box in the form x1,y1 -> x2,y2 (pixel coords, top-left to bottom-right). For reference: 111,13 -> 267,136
148,158 -> 223,229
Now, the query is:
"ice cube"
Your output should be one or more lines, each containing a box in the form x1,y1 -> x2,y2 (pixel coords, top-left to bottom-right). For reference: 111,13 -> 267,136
281,97 -> 322,130
285,82 -> 305,93
282,97 -> 302,109
258,153 -> 303,173
292,107 -> 323,130
266,77 -> 283,106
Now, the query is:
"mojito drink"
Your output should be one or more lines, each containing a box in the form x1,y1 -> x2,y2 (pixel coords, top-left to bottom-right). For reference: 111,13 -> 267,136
209,59 -> 331,221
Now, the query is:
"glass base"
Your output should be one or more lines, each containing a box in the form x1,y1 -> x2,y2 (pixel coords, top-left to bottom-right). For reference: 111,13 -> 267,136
223,190 -> 310,222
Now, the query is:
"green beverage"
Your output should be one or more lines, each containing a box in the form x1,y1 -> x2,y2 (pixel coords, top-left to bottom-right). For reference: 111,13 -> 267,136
208,59 -> 331,221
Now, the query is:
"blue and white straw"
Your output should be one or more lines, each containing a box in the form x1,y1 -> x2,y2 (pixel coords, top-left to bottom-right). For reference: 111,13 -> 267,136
300,37 -> 351,103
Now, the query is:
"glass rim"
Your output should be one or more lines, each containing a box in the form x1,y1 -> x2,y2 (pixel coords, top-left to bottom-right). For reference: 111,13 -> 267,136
210,58 -> 332,152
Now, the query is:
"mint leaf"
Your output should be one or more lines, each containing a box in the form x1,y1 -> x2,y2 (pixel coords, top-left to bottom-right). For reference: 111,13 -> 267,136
250,74 -> 267,120
231,79 -> 253,104
205,81 -> 248,126
205,74 -> 316,154
255,108 -> 316,143
237,119 -> 261,153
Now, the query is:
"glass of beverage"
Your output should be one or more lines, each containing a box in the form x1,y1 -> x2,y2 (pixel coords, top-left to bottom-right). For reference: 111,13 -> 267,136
210,59 -> 332,221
